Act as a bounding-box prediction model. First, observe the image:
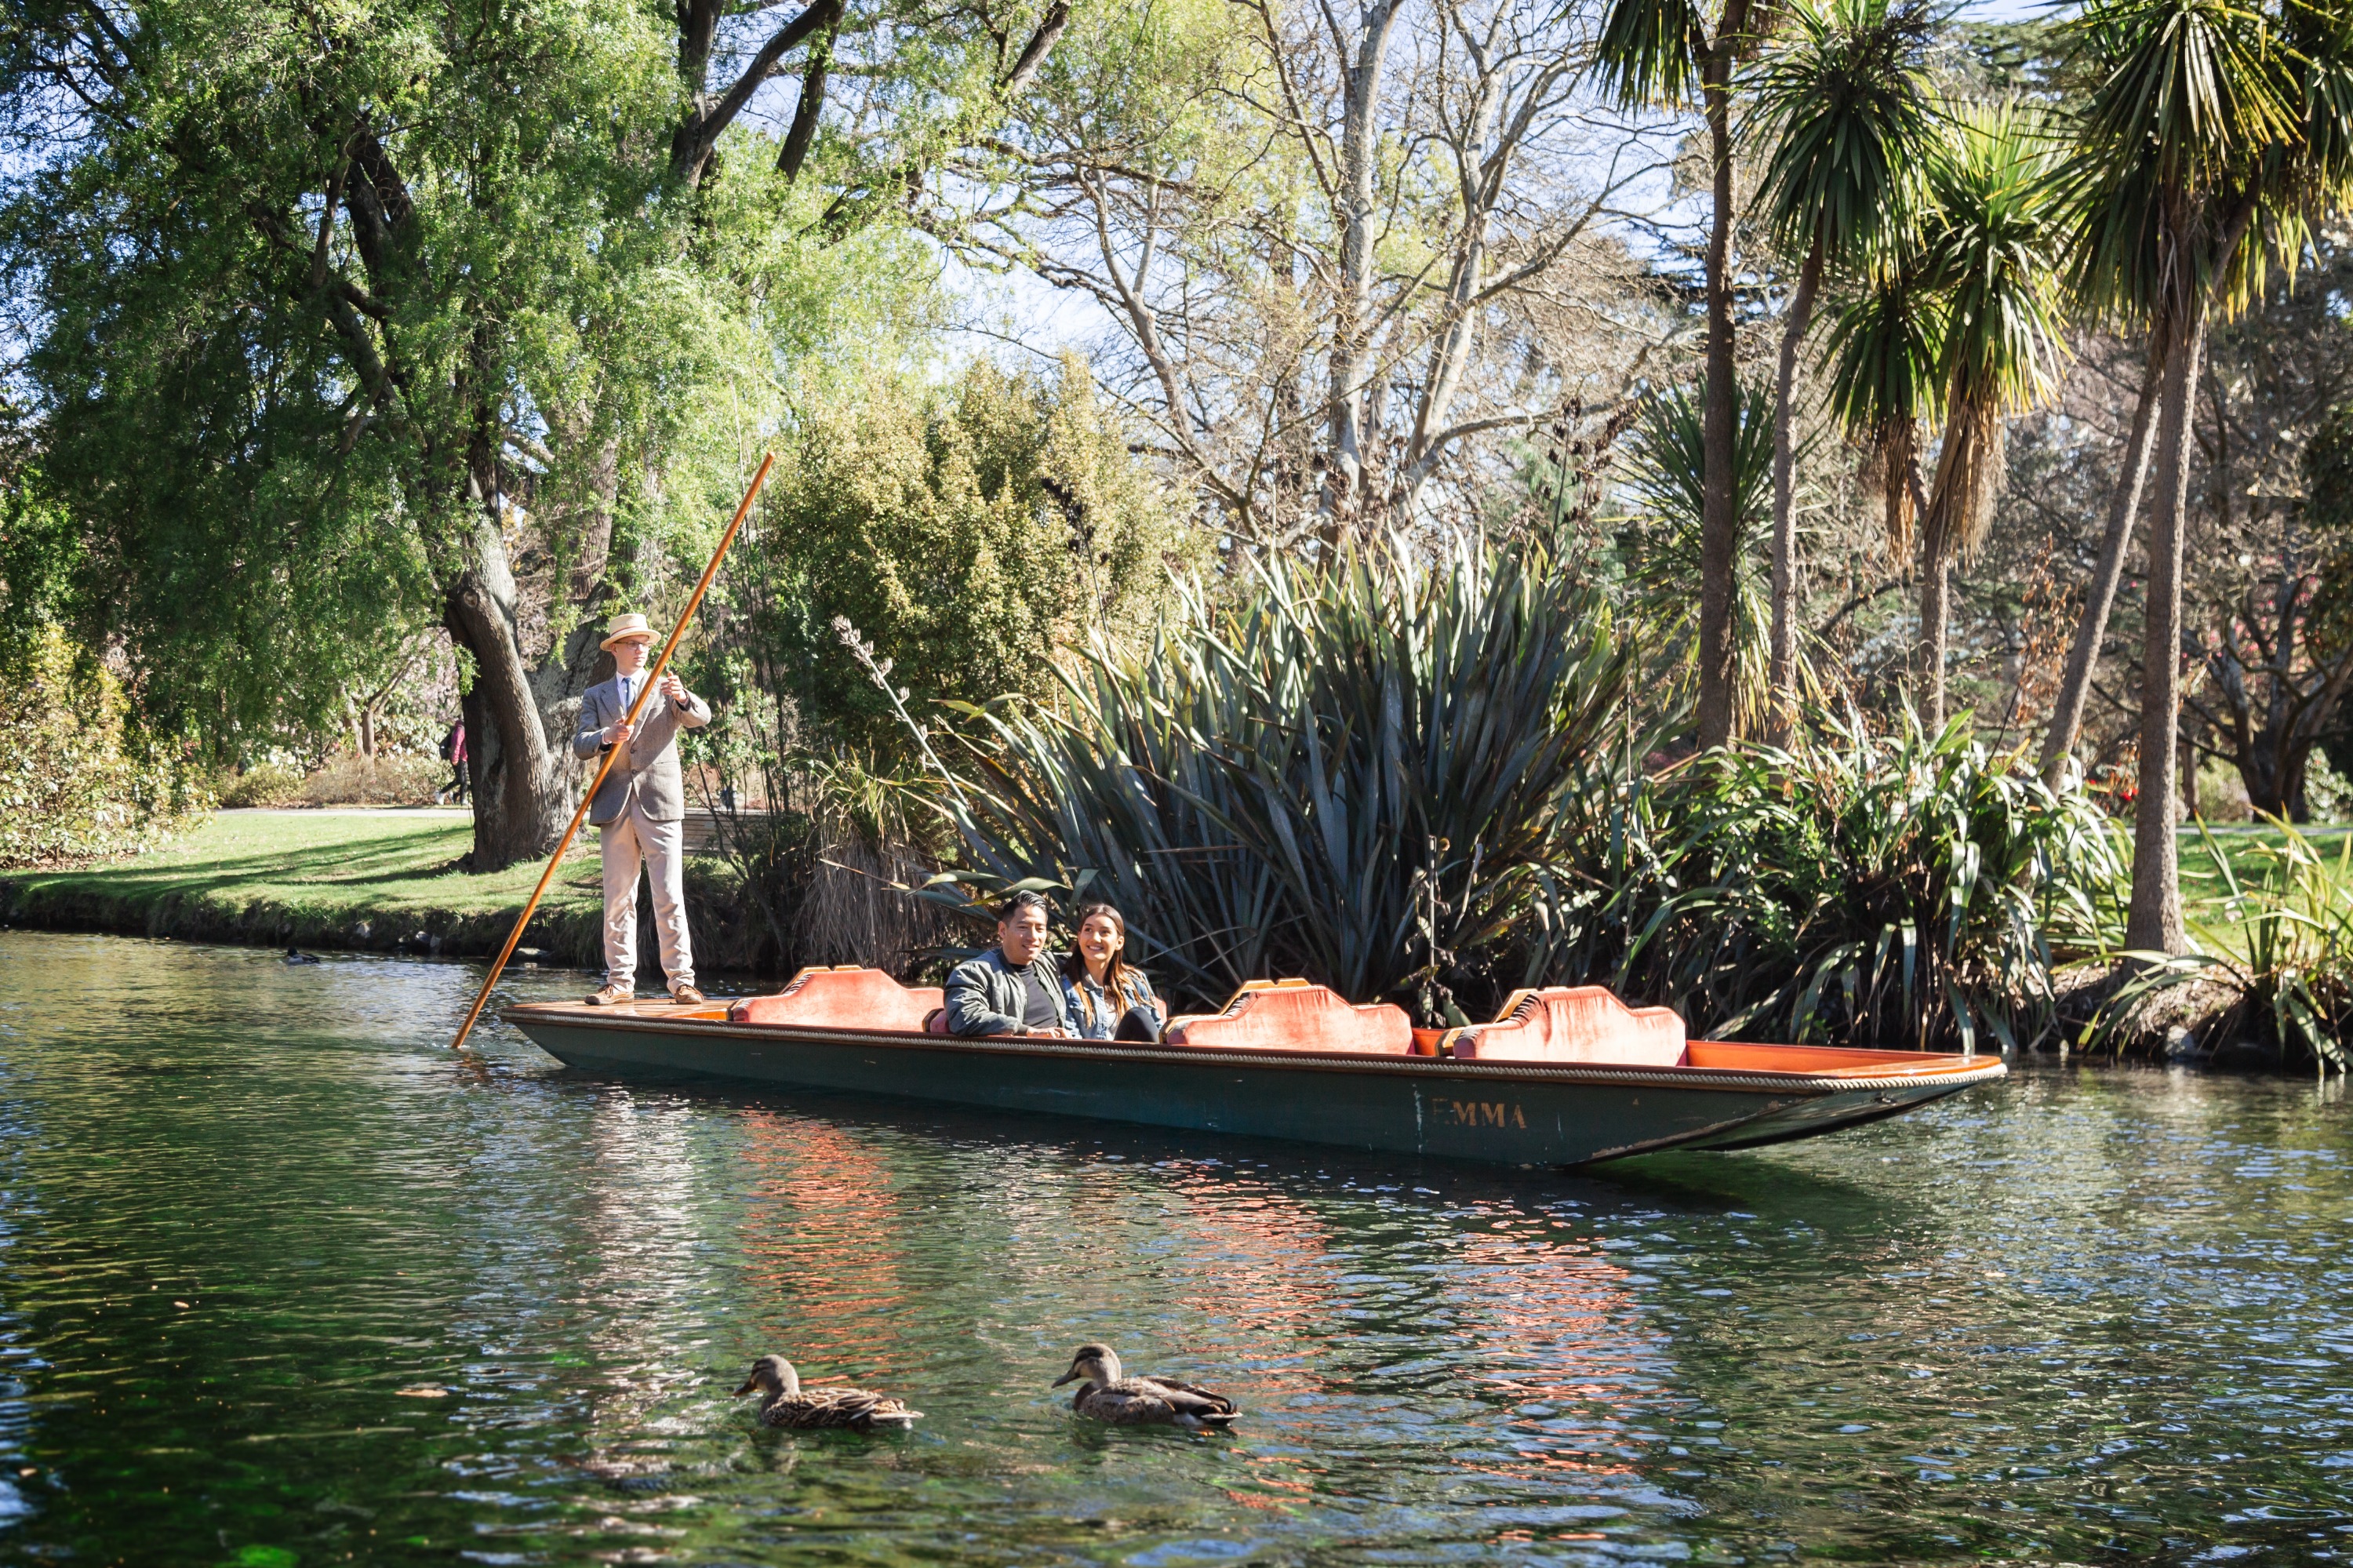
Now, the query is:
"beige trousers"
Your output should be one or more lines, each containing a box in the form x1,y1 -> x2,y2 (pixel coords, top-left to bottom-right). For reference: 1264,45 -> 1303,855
600,804 -> 694,992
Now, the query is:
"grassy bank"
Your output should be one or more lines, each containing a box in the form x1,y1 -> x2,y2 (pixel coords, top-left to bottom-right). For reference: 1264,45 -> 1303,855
0,809 -> 773,973
2179,821 -> 2351,891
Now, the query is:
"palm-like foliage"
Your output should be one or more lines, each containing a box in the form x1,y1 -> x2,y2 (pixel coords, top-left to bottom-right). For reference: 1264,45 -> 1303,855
936,537 -> 1633,1011
1749,0 -> 1937,732
1616,380 -> 1780,731
1751,0 -> 1934,267
2062,0 -> 2352,951
1589,0 -> 1769,748
1825,249 -> 1943,559
1910,104 -> 2071,727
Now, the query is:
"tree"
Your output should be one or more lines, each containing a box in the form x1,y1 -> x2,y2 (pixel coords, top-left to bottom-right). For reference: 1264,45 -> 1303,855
1911,104 -> 2069,729
942,0 -> 1660,547
721,355 -> 1203,760
1591,0 -> 1780,748
2065,0 -> 2351,950
2037,332 -> 2165,784
1749,0 -> 1935,736
0,0 -> 932,868
2185,398 -> 2353,817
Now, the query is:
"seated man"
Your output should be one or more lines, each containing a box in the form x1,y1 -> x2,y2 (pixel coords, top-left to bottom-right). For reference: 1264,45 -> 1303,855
944,892 -> 1073,1038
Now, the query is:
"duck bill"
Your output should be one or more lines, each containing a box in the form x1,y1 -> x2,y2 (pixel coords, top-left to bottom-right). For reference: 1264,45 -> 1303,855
1049,1369 -> 1081,1388
733,1378 -> 757,1396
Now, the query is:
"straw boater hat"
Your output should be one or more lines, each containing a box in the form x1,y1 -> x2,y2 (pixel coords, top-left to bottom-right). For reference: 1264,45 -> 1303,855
599,612 -> 656,651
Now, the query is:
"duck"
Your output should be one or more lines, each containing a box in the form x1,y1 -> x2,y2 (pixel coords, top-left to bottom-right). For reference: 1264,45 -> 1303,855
283,947 -> 321,965
1050,1342 -> 1241,1429
733,1354 -> 921,1432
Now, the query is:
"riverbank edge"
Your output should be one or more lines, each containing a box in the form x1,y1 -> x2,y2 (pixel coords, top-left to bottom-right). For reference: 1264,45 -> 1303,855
0,860 -> 782,975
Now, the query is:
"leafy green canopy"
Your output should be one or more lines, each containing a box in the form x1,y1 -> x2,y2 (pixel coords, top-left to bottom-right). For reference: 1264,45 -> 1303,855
0,0 -> 926,756
936,537 -> 1633,1012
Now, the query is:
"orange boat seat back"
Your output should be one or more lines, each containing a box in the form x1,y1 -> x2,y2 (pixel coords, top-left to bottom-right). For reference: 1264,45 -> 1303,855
1445,986 -> 1688,1066
1165,978 -> 1413,1056
728,966 -> 944,1032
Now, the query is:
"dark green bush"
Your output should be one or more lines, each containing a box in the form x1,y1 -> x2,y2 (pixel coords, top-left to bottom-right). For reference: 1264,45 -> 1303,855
1537,712 -> 2127,1050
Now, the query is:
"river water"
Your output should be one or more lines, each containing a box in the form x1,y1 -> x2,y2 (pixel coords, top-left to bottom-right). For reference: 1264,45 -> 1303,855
1,931 -> 2350,1565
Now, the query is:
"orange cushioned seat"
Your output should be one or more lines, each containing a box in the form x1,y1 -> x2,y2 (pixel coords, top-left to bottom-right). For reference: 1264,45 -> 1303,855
728,966 -> 944,1032
1164,979 -> 1413,1056
1442,986 -> 1687,1066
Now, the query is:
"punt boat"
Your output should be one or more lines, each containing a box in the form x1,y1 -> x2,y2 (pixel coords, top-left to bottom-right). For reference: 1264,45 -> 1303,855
502,968 -> 2005,1167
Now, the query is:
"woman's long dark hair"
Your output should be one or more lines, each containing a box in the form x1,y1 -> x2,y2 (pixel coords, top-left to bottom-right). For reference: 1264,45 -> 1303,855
1061,902 -> 1140,1024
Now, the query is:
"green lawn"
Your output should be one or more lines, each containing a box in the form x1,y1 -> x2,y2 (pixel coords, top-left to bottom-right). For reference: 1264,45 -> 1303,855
25,809 -> 604,922
0,809 -> 715,966
2177,821 -> 2353,897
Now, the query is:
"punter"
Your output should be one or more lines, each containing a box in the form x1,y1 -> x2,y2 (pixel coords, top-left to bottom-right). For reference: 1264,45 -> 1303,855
576,611 -> 711,1006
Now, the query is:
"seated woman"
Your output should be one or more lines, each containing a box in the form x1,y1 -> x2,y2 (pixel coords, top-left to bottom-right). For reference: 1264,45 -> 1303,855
1060,902 -> 1163,1042
944,891 -> 1074,1037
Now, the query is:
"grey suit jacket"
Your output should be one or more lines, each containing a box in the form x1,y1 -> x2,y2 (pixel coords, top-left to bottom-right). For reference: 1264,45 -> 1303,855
573,674 -> 711,825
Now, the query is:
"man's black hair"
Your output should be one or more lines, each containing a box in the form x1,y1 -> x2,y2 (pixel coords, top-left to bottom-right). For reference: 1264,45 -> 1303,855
995,890 -> 1052,922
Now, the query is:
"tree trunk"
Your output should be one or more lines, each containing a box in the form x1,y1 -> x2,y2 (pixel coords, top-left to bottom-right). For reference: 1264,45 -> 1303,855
2040,329 -> 2166,785
1695,42 -> 1741,751
1766,238 -> 1824,741
2127,287 -> 2209,955
442,511 -> 575,869
1921,548 -> 1950,730
1318,0 -> 1403,543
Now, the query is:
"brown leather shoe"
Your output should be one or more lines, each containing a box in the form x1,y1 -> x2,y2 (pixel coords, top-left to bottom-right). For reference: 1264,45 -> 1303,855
586,984 -> 635,1006
670,984 -> 707,1006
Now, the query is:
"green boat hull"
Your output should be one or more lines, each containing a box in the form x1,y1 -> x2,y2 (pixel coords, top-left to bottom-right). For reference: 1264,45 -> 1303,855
503,1006 -> 2006,1167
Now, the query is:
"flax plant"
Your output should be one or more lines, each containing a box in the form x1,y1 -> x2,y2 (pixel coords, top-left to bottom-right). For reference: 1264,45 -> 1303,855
933,537 -> 1632,1010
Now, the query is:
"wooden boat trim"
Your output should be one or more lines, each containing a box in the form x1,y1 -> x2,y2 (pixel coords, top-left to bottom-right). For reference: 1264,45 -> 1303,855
499,1002 -> 2007,1098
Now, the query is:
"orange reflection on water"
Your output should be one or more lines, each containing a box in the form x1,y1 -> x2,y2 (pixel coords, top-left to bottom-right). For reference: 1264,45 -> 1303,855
733,1111 -> 910,1374
1155,1163 -> 1344,1401
1438,1217 -> 1665,1494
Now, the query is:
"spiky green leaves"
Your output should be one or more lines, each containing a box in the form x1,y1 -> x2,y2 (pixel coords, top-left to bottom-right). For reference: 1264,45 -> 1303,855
1916,103 -> 2071,420
1748,0 -> 1937,271
940,537 -> 1632,1008
1591,0 -> 1712,108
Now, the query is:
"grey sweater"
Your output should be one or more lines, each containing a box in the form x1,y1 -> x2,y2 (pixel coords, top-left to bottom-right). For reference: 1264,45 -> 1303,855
944,948 -> 1074,1037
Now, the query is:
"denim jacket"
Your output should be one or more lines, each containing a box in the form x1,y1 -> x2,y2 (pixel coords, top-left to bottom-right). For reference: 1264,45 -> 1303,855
944,948 -> 1073,1037
1060,967 -> 1159,1040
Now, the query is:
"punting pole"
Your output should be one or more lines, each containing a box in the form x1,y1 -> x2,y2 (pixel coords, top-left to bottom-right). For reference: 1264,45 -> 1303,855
448,452 -> 776,1052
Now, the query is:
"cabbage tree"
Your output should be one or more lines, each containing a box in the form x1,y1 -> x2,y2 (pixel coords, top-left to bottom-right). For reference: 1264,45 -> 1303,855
2066,0 -> 2353,950
1749,0 -> 1936,735
1911,104 -> 2071,729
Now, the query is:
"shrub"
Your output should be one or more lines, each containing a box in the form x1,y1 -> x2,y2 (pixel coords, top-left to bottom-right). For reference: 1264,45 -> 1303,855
1535,712 -> 2128,1051
0,628 -> 206,866
300,752 -> 445,806
217,762 -> 307,809
936,534 -> 1633,1013
723,355 -> 1206,762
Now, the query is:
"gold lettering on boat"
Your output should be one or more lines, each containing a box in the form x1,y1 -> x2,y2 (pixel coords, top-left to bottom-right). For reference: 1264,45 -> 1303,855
1443,1100 -> 1527,1130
